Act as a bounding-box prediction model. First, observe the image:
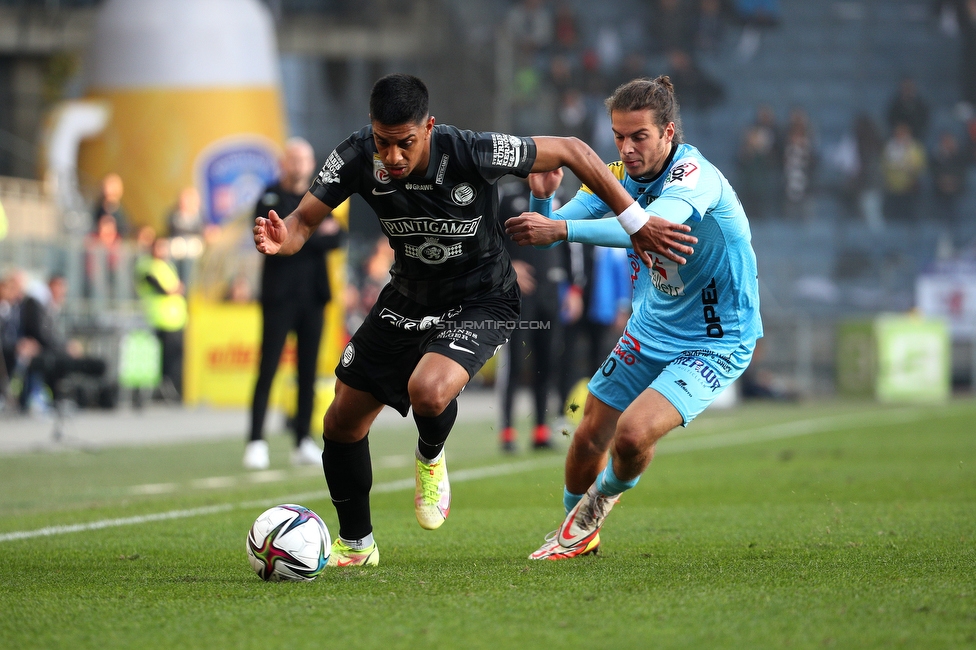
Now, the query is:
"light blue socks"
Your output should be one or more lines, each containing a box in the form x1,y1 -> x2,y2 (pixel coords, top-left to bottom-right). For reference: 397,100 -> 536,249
596,456 -> 640,497
563,458 -> 640,514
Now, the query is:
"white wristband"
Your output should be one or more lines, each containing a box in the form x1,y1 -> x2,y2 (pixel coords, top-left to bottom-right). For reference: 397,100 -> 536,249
615,202 -> 648,235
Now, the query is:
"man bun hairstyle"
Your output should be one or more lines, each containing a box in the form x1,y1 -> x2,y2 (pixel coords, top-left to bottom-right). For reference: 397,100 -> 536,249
369,73 -> 429,126
605,75 -> 684,143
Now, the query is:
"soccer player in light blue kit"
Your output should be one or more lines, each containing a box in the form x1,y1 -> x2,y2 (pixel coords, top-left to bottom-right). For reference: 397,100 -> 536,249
506,76 -> 763,560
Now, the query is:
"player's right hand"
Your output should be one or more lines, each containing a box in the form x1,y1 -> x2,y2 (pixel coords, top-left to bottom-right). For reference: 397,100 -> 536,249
505,212 -> 568,247
254,209 -> 287,255
631,216 -> 697,266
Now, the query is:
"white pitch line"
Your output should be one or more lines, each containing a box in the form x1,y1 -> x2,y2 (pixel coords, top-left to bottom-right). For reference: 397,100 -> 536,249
0,406 -> 937,543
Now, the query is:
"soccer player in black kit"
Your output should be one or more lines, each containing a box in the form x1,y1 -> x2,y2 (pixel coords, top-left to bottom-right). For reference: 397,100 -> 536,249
253,73 -> 696,566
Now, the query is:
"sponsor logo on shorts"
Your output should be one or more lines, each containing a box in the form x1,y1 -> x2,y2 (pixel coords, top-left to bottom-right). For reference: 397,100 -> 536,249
610,328 -> 642,366
672,355 -> 722,392
451,182 -> 476,206
674,379 -> 693,396
448,340 -> 476,355
378,307 -> 461,331
341,342 -> 355,367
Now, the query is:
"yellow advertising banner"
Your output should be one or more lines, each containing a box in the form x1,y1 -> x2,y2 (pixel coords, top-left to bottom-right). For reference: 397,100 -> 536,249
184,246 -> 347,424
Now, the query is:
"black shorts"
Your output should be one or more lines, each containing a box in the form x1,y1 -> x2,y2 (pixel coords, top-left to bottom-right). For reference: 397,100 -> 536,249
336,283 -> 521,416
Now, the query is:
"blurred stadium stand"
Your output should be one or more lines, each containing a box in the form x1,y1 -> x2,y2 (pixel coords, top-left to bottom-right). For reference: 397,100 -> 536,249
1,0 -> 973,397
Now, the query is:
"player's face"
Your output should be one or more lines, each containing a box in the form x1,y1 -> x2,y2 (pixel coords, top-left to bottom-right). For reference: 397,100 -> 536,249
372,116 -> 434,179
611,110 -> 675,179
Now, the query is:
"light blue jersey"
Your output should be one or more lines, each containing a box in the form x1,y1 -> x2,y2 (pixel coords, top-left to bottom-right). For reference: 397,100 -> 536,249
531,143 -> 762,423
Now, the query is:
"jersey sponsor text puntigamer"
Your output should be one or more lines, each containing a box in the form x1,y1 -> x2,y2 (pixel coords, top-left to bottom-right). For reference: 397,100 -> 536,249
310,124 -> 537,306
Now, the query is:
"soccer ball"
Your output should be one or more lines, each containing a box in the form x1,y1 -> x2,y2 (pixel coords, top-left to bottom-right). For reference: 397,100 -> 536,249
246,504 -> 330,581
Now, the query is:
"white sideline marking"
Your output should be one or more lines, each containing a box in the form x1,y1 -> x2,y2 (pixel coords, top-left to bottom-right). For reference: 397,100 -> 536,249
0,407 -> 935,543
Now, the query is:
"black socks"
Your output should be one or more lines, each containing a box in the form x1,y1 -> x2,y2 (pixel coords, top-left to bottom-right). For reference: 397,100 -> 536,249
414,398 -> 458,461
322,436 -> 373,541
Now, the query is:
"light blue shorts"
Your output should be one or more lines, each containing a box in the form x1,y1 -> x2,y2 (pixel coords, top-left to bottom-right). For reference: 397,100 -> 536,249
587,328 -> 755,426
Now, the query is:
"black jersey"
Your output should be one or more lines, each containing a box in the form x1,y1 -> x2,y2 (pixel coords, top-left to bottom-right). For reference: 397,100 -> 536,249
310,124 -> 537,307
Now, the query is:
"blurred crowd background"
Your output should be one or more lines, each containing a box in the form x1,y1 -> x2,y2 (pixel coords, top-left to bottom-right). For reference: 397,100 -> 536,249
1,0 -> 974,426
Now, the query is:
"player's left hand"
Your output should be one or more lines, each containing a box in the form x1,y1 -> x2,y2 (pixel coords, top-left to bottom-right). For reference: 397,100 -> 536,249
505,212 -> 567,246
630,216 -> 697,266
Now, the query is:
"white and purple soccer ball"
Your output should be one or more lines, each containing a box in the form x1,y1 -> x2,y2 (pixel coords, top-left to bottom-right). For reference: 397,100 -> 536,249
246,504 -> 330,581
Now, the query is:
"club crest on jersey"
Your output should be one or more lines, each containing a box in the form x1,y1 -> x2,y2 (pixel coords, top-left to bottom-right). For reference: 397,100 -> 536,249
451,183 -> 476,206
372,156 -> 391,184
663,160 -> 700,190
404,237 -> 463,265
341,342 -> 355,367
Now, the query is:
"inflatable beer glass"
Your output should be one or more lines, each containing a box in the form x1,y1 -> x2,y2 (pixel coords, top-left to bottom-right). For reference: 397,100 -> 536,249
78,0 -> 286,233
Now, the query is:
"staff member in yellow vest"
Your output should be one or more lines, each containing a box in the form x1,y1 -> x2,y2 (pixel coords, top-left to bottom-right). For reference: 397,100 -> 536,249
135,236 -> 188,401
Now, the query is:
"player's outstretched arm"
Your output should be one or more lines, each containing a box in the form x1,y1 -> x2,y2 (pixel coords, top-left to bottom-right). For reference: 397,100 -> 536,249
253,192 -> 333,256
529,136 -> 697,265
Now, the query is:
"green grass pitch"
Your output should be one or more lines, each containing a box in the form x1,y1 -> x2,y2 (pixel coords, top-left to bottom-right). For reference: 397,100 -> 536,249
0,398 -> 974,649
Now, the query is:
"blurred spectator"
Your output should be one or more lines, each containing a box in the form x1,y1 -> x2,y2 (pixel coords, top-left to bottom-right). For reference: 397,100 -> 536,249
497,179 -> 561,452
736,122 -> 780,220
753,103 -> 783,164
854,115 -> 885,231
930,130 -> 968,228
595,25 -> 624,78
20,275 -> 108,411
225,272 -> 254,303
649,0 -> 698,57
886,76 -> 930,140
91,172 -> 130,237
666,49 -> 726,111
696,0 -> 730,54
0,196 -> 6,241
166,186 -> 206,285
135,237 -> 187,402
552,0 -> 580,55
882,122 -> 928,222
0,270 -> 26,407
549,54 -> 574,96
834,113 -> 885,231
782,107 -> 818,221
84,212 -> 122,298
733,0 -> 781,59
554,87 -> 595,142
506,0 -> 554,56
738,104 -> 783,220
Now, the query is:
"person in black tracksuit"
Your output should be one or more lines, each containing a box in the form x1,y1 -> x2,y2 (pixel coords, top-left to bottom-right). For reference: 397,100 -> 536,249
245,138 -> 344,470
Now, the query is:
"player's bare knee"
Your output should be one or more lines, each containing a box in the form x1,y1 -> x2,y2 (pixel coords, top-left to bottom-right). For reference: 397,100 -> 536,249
407,381 -> 452,418
613,419 -> 667,460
